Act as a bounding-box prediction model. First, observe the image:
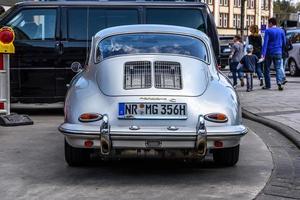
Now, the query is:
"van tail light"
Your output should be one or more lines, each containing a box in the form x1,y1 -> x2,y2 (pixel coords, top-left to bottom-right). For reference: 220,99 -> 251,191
204,113 -> 228,123
78,113 -> 103,122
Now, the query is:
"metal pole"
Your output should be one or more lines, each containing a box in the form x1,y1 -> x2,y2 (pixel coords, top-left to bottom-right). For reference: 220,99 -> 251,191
4,54 -> 10,115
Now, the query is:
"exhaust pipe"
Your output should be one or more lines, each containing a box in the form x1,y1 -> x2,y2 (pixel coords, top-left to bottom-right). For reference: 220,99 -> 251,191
100,115 -> 111,155
195,138 -> 207,157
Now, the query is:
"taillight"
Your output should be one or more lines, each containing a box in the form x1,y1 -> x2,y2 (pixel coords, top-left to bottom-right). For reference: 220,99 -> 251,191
204,113 -> 228,123
78,113 -> 103,122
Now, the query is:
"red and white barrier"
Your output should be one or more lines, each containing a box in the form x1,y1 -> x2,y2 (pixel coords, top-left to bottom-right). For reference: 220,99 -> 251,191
0,53 -> 10,115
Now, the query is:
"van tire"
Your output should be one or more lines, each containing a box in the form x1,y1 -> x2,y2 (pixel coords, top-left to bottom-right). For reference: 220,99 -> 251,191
65,139 -> 91,166
213,145 -> 239,166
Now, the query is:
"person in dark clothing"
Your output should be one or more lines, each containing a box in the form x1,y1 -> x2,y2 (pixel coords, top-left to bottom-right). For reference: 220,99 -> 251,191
247,25 -> 263,86
229,35 -> 244,87
239,45 -> 258,92
281,28 -> 293,84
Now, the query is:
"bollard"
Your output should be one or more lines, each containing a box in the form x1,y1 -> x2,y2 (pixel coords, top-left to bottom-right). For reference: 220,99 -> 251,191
0,26 -> 33,126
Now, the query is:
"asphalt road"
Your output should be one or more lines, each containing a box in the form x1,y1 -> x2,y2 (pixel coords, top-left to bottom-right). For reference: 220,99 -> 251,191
0,115 -> 273,200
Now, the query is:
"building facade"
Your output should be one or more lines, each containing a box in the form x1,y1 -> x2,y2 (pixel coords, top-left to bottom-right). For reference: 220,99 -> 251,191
200,0 -> 273,36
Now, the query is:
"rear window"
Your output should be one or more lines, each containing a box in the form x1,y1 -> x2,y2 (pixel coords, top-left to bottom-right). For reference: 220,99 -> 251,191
146,8 -> 206,32
96,33 -> 208,62
68,8 -> 139,41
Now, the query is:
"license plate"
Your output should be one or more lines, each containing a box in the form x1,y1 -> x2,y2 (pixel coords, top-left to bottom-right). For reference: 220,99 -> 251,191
118,103 -> 187,119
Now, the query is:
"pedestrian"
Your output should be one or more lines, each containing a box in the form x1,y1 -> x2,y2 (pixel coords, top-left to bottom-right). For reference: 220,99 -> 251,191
239,45 -> 258,92
246,25 -> 263,86
281,28 -> 293,84
229,35 -> 244,87
261,17 -> 286,90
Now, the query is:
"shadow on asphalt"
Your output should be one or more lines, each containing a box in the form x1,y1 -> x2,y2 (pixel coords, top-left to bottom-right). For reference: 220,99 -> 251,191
11,108 -> 64,116
73,156 -> 229,172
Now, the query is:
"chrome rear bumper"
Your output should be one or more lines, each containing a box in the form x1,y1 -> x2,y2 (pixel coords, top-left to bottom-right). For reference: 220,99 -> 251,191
59,120 -> 247,152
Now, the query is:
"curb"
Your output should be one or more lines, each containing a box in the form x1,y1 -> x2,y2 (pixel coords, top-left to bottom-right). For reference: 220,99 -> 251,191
242,108 -> 300,149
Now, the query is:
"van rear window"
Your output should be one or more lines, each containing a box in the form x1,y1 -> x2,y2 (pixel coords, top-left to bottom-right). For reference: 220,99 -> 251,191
146,8 -> 206,33
68,8 -> 139,41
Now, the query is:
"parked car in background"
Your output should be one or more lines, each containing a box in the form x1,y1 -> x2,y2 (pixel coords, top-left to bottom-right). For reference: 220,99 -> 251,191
286,30 -> 300,76
0,0 -> 219,104
59,24 -> 247,167
219,35 -> 234,68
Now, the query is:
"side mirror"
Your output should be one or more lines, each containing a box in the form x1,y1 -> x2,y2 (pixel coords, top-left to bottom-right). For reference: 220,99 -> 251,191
71,62 -> 83,73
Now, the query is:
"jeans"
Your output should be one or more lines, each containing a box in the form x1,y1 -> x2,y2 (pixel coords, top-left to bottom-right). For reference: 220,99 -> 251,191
246,73 -> 253,90
264,54 -> 284,88
230,62 -> 244,86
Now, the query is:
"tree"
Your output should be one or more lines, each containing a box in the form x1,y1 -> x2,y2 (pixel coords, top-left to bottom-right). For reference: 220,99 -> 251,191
273,0 -> 297,24
0,0 -> 22,6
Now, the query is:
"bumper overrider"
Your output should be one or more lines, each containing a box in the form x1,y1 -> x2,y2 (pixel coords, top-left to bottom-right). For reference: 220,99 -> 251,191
59,115 -> 247,159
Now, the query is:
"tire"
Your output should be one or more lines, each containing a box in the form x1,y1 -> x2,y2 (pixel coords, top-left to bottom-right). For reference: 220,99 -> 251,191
289,59 -> 300,76
213,145 -> 240,167
64,139 -> 92,166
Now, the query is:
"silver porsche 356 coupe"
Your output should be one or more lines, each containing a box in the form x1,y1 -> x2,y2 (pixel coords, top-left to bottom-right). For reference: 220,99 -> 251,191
59,25 -> 248,167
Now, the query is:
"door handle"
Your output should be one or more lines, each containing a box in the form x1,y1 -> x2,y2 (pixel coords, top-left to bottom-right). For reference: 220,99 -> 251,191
55,42 -> 64,55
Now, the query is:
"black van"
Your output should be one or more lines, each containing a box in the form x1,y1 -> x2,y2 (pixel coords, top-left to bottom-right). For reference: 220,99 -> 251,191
0,1 -> 219,103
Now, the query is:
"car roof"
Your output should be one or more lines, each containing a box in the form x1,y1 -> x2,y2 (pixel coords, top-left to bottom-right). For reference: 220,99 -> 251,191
16,1 -> 207,7
94,24 -> 210,41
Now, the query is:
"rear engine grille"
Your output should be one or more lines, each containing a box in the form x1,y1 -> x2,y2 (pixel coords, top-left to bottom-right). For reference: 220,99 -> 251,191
124,61 -> 152,89
154,61 -> 182,89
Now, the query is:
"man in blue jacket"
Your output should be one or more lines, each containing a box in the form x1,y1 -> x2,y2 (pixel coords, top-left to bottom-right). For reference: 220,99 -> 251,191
262,18 -> 286,90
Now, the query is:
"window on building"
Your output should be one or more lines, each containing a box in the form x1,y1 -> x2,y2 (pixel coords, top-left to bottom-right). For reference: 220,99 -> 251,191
233,14 -> 236,28
250,15 -> 255,25
234,0 -> 242,7
247,0 -> 255,8
237,15 -> 241,28
224,13 -> 228,27
265,0 -> 269,10
224,0 -> 228,6
261,16 -> 268,25
246,15 -> 250,27
251,0 -> 255,8
220,0 -> 224,5
233,14 -> 241,28
219,13 -> 229,28
246,15 -> 255,27
209,0 -> 213,5
261,0 -> 265,9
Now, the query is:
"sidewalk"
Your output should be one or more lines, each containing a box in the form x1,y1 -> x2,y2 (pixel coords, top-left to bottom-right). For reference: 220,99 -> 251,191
236,76 -> 300,147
